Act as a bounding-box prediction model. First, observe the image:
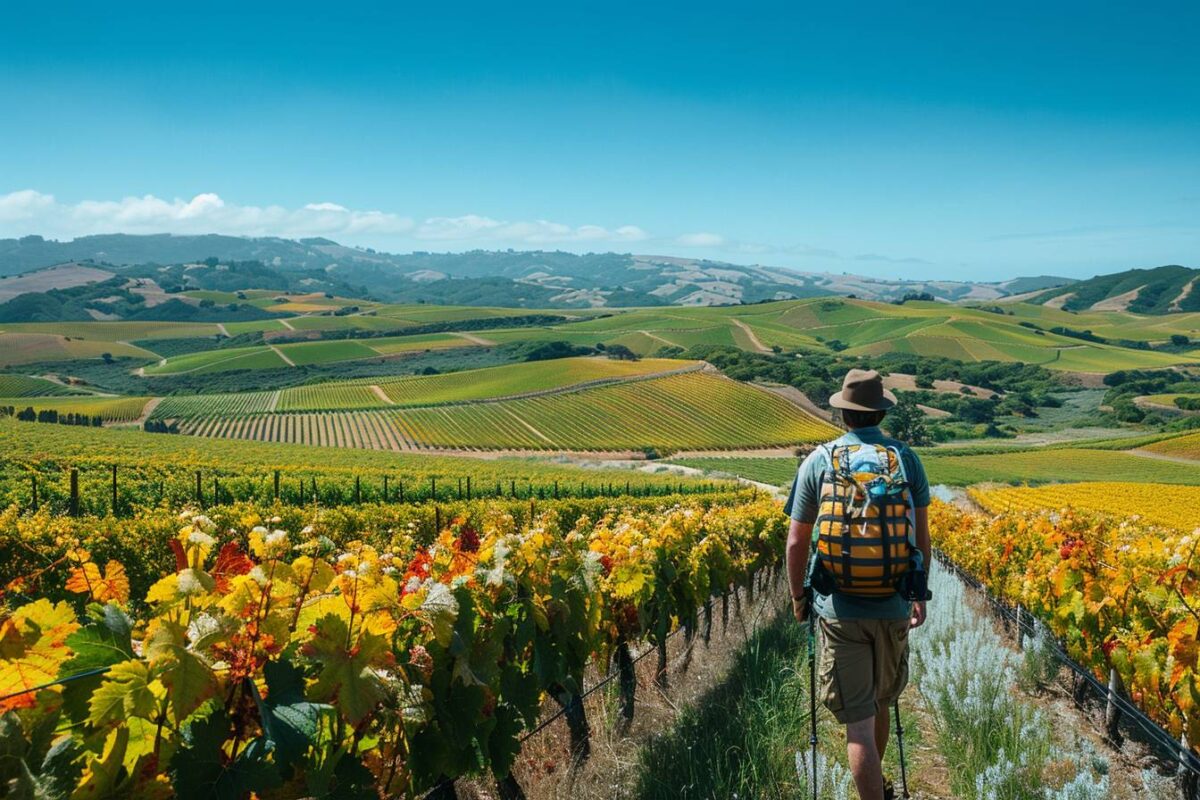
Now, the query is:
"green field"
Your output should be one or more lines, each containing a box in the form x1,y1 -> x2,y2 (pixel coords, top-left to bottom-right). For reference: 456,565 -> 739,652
276,383 -> 384,412
152,391 -> 277,419
1144,430 -> 1200,461
274,339 -> 381,365
142,344 -> 289,375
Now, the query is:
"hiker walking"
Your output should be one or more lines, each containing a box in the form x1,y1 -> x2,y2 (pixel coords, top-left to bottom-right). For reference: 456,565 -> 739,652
785,368 -> 932,800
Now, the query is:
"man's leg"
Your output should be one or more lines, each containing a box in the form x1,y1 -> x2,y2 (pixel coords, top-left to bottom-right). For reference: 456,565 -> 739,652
874,702 -> 889,764
846,716 -> 885,800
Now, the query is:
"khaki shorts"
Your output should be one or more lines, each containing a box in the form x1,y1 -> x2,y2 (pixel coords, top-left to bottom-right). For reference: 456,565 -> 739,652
817,616 -> 910,724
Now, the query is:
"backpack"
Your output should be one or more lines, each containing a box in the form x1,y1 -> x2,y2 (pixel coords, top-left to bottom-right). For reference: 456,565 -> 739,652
812,442 -> 915,597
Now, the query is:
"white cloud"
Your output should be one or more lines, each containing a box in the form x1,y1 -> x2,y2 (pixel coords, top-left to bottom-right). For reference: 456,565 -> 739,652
0,190 -> 652,247
675,232 -> 726,247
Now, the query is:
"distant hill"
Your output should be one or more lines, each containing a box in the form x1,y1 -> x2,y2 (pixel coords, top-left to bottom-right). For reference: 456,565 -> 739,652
1030,265 -> 1200,314
0,233 -> 1078,309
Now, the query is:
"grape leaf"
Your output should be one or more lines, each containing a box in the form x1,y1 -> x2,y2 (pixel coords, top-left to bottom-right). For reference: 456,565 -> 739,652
144,620 -> 217,723
304,614 -> 388,725
169,707 -> 281,800
210,542 -> 254,594
0,601 -> 79,713
87,660 -> 157,727
254,660 -> 329,776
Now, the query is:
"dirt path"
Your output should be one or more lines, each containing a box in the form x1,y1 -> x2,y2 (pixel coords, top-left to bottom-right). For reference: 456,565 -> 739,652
216,323 -> 229,336
1128,448 -> 1200,465
453,331 -> 494,346
130,397 -> 162,427
369,385 -> 394,405
730,318 -> 771,353
278,318 -> 295,331
268,345 -> 296,367
639,329 -> 676,347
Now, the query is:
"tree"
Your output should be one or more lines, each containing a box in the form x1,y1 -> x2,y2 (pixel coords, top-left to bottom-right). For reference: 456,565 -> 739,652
1171,334 -> 1191,347
604,344 -> 639,361
883,397 -> 931,446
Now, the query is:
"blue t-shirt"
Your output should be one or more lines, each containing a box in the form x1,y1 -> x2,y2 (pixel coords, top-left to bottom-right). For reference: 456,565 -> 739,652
785,426 -> 929,620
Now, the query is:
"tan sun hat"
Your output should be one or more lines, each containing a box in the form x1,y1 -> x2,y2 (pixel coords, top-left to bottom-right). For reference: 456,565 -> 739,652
828,368 -> 897,412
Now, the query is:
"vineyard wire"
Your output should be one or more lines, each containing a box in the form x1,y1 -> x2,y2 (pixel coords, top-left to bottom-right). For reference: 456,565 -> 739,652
936,549 -> 1200,779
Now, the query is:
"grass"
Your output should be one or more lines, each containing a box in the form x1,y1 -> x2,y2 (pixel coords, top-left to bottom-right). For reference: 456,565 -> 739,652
143,345 -> 289,375
273,339 -> 381,365
922,447 -> 1200,485
0,333 -> 157,367
668,457 -> 798,485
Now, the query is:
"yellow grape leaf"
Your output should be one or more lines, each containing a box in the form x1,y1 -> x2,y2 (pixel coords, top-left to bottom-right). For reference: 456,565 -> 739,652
65,561 -> 130,605
0,599 -> 79,712
72,725 -> 129,800
88,659 -> 158,726
144,620 -> 217,724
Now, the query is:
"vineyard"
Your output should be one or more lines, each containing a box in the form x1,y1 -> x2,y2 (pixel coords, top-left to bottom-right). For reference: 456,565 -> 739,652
170,372 -> 837,452
0,491 -> 784,799
930,499 -> 1200,764
0,375 -> 84,397
969,482 -> 1200,532
1146,431 -> 1200,461
0,395 -> 150,423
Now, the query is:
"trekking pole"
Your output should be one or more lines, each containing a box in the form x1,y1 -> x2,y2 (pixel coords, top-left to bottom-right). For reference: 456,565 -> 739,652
894,699 -> 910,799
807,590 -> 818,800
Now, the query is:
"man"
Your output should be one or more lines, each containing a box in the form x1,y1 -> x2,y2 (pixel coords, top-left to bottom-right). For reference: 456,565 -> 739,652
785,368 -> 931,800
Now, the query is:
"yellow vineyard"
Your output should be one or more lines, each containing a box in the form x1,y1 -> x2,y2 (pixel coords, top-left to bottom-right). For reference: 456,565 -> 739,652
969,482 -> 1200,533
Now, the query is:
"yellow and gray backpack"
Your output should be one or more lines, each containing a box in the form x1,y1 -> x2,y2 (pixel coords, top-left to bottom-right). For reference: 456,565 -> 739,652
812,442 -> 915,597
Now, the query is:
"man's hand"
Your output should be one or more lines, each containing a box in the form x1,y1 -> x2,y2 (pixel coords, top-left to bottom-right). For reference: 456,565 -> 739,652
910,600 -> 926,629
793,596 -> 809,623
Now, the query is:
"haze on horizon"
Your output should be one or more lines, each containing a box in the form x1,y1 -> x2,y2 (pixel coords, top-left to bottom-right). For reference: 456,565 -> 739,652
1,1 -> 1197,282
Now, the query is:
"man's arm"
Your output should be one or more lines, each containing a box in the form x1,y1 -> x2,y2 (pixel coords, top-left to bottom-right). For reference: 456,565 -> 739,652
786,518 -> 813,622
911,505 -> 930,628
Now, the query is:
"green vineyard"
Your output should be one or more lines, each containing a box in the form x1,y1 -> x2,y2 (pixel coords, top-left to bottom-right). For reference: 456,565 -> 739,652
170,372 -> 837,452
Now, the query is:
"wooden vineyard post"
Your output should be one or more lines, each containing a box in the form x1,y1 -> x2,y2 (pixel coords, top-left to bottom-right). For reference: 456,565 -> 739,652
30,473 -> 37,512
1016,604 -> 1025,650
398,480 -> 404,503
383,475 -> 389,502
654,638 -> 668,689
69,469 -> 79,517
435,506 -> 442,534
430,476 -> 437,501
703,599 -> 713,646
195,471 -> 203,507
510,479 -> 516,498
681,613 -> 696,673
615,637 -> 636,723
298,480 -> 304,505
553,480 -> 559,500
213,477 -> 220,507
466,476 -> 471,500
495,774 -> 527,800
274,470 -> 280,502
554,688 -> 591,761
1105,668 -> 1123,740
111,464 -> 118,516
721,591 -> 729,632
626,480 -> 630,496
355,476 -> 361,504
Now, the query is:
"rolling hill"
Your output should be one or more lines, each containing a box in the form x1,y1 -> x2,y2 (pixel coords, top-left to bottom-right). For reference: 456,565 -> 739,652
1030,265 -> 1200,314
0,233 -> 1075,309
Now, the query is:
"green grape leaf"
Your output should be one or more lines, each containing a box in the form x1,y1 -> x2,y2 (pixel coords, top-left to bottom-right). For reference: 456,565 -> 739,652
169,707 -> 281,800
59,605 -> 134,724
255,660 -> 329,776
87,660 -> 157,727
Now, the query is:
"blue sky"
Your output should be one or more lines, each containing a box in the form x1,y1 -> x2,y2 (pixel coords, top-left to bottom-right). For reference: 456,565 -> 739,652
1,1 -> 1197,281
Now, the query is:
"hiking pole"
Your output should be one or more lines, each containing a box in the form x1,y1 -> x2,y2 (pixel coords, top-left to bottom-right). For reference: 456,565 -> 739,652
807,591 -> 818,800
893,699 -> 910,799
